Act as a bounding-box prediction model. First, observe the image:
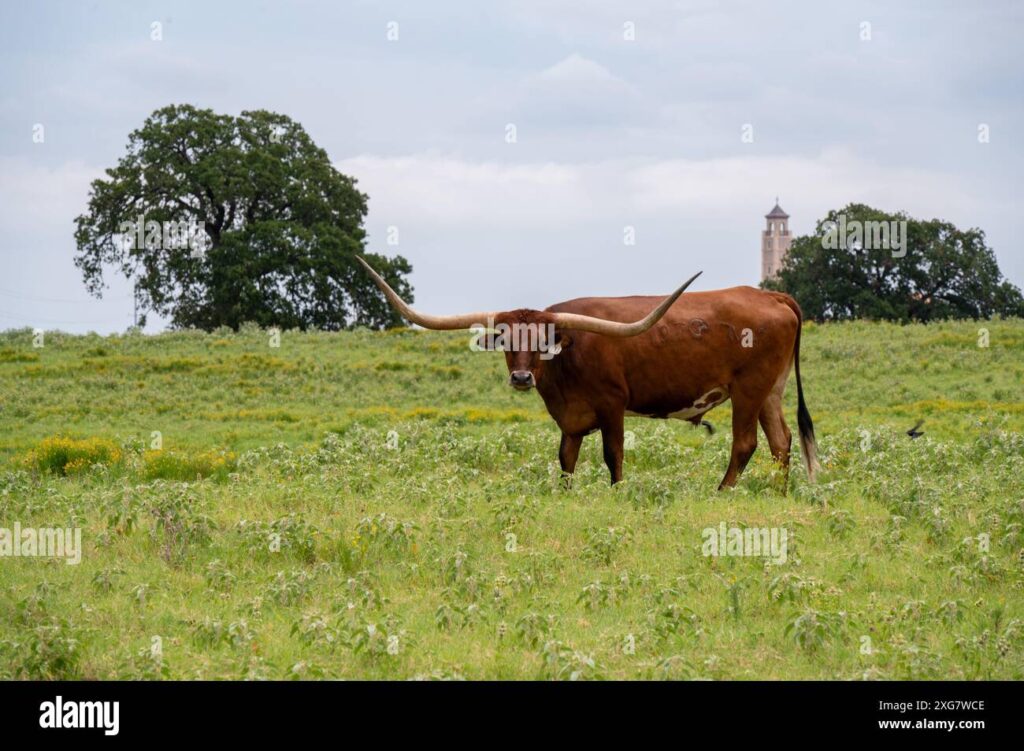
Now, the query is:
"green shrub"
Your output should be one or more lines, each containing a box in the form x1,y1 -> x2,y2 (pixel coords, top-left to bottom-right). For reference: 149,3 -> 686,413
22,435 -> 122,475
143,449 -> 236,480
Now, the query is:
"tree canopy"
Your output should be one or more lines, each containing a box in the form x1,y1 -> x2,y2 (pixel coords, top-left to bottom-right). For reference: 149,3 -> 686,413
74,104 -> 412,330
763,204 -> 1024,322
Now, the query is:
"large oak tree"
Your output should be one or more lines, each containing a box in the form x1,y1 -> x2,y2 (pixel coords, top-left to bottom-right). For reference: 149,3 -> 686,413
75,104 -> 412,330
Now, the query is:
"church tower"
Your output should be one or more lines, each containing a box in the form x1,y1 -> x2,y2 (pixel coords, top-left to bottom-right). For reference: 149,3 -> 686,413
761,199 -> 791,281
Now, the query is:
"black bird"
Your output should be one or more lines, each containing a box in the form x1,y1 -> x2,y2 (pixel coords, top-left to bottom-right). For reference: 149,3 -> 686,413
906,420 -> 925,439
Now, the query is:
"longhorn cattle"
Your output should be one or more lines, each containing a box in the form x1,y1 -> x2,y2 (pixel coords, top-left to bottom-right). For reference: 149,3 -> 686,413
357,257 -> 819,490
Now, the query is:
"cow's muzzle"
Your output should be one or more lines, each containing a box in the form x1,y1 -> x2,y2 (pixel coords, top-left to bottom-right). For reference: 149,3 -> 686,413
509,370 -> 535,390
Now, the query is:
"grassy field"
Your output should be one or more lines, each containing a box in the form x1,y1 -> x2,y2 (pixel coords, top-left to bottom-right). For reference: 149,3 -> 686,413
1,318 -> 1022,680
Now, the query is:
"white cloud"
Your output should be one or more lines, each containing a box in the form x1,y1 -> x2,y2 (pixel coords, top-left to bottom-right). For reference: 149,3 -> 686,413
475,53 -> 646,131
338,149 -> 976,235
339,153 -> 596,228
626,148 -> 979,222
536,53 -> 626,89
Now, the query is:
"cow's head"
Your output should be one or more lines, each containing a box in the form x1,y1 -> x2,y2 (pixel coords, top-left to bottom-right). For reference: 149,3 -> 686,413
356,257 -> 700,392
475,309 -> 564,391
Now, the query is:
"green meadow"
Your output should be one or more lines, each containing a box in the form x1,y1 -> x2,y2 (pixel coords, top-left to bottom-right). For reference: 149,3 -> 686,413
0,318 -> 1022,679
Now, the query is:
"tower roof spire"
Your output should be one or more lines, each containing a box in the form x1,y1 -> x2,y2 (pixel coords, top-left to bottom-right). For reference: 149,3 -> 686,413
766,198 -> 789,219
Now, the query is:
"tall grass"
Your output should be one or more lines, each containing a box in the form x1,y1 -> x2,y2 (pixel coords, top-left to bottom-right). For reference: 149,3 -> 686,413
0,319 -> 1021,679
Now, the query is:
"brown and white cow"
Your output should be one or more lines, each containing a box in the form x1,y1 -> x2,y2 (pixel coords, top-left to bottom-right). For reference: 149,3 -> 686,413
358,257 -> 819,490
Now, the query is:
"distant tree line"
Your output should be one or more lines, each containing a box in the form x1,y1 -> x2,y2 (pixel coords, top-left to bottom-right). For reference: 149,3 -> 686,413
763,204 -> 1024,322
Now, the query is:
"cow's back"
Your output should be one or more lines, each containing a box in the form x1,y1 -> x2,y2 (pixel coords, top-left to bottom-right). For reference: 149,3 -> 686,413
545,286 -> 799,414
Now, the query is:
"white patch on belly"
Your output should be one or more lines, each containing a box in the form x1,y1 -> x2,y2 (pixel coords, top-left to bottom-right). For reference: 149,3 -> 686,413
626,386 -> 730,420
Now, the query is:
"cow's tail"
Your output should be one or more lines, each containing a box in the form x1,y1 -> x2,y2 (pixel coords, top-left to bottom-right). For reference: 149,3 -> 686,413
786,297 -> 820,482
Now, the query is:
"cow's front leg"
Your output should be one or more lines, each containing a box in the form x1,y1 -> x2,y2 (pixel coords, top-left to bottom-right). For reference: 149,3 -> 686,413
598,411 -> 625,485
558,432 -> 583,489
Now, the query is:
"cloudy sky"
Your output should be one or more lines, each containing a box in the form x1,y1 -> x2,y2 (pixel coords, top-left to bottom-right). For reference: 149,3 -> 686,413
1,0 -> 1021,332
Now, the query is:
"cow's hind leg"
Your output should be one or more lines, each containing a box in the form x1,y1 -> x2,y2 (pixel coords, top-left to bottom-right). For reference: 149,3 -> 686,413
758,396 -> 792,492
758,362 -> 794,492
559,432 -> 584,489
718,392 -> 763,490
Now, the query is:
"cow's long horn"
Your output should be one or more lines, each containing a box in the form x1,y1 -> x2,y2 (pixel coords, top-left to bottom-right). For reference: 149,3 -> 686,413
357,256 -> 498,330
550,272 -> 702,337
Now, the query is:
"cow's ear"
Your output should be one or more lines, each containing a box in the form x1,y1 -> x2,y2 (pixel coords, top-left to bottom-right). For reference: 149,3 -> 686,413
553,330 -> 572,352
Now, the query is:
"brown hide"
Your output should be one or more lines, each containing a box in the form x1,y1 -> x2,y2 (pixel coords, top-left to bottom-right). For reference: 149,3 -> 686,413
499,286 -> 818,489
